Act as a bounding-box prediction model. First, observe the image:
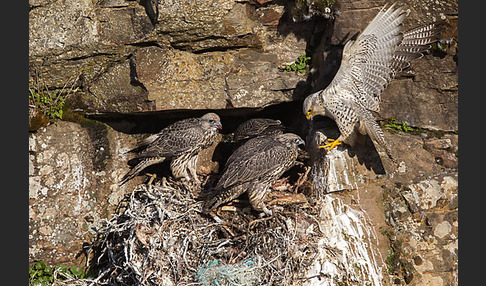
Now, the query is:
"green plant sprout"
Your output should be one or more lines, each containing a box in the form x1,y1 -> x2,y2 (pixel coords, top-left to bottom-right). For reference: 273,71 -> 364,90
284,55 -> 311,73
29,261 -> 93,286
384,117 -> 419,133
29,88 -> 67,121
29,74 -> 79,123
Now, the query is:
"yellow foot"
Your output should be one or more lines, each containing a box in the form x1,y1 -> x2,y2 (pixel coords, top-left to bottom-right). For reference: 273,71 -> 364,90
318,138 -> 342,151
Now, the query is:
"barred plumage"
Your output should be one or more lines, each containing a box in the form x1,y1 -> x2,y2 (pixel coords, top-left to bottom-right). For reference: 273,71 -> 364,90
119,113 -> 222,185
205,133 -> 305,215
233,118 -> 287,142
303,3 -> 443,163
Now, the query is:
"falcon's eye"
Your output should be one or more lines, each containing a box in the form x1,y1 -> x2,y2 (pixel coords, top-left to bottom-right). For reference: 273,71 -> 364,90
208,119 -> 215,123
293,138 -> 305,146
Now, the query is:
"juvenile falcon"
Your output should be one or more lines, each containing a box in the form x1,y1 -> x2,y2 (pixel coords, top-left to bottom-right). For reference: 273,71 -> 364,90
302,3 -> 443,162
233,118 -> 287,142
205,133 -> 305,215
119,113 -> 222,185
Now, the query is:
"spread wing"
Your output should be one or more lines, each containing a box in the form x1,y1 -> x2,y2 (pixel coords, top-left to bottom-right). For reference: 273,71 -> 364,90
326,3 -> 406,112
135,118 -> 205,158
216,138 -> 290,189
325,4 -> 442,113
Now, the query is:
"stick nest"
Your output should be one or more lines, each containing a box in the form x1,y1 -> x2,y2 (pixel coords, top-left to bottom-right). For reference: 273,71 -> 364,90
56,171 -> 323,286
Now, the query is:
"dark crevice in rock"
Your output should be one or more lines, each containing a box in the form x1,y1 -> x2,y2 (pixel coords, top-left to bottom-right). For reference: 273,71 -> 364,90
394,73 -> 416,80
223,77 -> 234,109
29,5 -> 43,12
128,54 -> 147,90
85,100 -> 306,137
275,5 -> 338,97
435,87 -> 458,93
125,41 -> 163,48
169,34 -> 258,54
189,44 -> 253,54
65,53 -> 120,62
139,0 -> 159,25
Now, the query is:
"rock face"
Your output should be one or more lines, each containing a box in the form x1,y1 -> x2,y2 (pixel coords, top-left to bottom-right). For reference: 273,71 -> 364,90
29,121 -> 139,265
29,0 -> 458,285
384,174 -> 458,285
29,0 -> 310,113
135,47 -> 304,110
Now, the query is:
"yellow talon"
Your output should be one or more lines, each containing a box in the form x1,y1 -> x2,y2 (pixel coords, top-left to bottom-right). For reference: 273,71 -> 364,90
318,139 -> 342,151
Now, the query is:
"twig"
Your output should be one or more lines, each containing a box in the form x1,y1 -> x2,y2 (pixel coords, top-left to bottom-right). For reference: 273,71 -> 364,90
294,166 -> 311,193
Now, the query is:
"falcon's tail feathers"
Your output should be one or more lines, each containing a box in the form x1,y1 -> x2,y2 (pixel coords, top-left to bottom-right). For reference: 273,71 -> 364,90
355,103 -> 397,165
204,185 -> 246,212
391,21 -> 445,72
119,157 -> 166,185
124,134 -> 160,154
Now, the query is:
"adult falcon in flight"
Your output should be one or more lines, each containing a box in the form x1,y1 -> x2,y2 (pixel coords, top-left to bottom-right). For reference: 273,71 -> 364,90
119,113 -> 222,185
302,3 -> 443,162
205,133 -> 305,215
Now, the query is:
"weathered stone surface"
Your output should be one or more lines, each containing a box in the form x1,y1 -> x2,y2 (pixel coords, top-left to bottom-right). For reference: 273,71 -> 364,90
380,56 -> 458,131
384,174 -> 458,285
156,1 -> 261,52
136,47 -> 305,110
29,0 -> 153,59
96,4 -> 154,45
384,132 -> 443,183
29,0 -> 152,94
83,58 -> 153,113
29,121 -> 138,265
423,134 -> 458,169
136,46 -> 231,110
29,0 -> 99,59
29,0 -> 154,110
29,0 -> 311,113
225,50 -> 305,108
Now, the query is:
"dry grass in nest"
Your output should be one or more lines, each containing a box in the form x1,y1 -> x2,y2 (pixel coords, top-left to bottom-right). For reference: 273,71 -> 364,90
62,166 -> 322,286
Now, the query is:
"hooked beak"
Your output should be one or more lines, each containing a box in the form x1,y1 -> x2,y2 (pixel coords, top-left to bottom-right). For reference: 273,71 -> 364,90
215,122 -> 223,130
298,139 -> 305,146
306,113 -> 313,121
